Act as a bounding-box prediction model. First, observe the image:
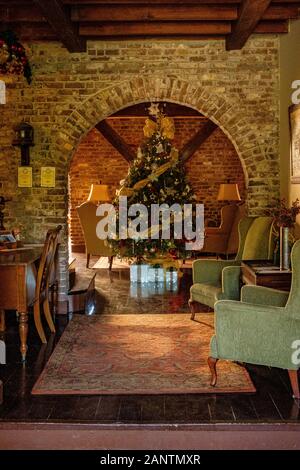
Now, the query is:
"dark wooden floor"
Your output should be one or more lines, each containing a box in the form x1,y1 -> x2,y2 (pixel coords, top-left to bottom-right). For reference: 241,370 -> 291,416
0,255 -> 299,425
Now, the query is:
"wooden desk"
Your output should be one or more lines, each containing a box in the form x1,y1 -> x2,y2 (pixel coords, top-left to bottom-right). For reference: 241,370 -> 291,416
0,246 -> 42,361
241,260 -> 292,291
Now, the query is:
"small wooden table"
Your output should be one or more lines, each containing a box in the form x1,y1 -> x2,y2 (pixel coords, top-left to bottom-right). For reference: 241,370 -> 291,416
0,246 -> 42,361
241,260 -> 292,291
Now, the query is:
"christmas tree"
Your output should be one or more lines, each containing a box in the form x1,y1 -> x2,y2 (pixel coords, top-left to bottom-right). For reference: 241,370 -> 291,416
109,103 -> 196,261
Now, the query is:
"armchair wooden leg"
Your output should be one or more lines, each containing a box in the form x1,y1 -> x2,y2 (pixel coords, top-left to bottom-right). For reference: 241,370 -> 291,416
208,356 -> 219,387
288,370 -> 300,399
189,300 -> 197,320
109,256 -> 113,271
0,309 -> 5,332
86,253 -> 90,268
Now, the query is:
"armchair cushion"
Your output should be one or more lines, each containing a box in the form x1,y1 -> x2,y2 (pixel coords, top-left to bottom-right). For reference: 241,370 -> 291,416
211,300 -> 300,370
241,285 -> 289,307
189,215 -> 274,313
190,283 -> 222,309
242,217 -> 273,260
226,204 -> 246,255
192,259 -> 240,284
190,260 -> 241,308
222,266 -> 242,301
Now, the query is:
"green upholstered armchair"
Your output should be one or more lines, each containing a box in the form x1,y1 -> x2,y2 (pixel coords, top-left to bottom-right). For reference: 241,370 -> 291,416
189,216 -> 274,318
208,239 -> 300,399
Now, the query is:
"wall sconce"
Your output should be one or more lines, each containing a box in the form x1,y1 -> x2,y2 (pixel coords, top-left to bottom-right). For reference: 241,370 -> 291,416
12,122 -> 34,166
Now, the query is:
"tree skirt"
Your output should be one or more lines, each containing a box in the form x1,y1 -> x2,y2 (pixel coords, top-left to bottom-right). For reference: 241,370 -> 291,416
32,314 -> 255,395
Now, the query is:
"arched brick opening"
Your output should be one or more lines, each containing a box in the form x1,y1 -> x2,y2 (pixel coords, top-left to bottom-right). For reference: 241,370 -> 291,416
68,110 -> 246,252
53,76 -> 279,297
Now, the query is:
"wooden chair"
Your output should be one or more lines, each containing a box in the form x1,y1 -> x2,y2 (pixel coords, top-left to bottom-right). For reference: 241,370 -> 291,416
33,225 -> 62,343
0,226 -> 62,344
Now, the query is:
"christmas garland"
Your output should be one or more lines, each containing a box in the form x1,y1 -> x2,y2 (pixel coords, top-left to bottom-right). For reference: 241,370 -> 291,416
0,30 -> 32,84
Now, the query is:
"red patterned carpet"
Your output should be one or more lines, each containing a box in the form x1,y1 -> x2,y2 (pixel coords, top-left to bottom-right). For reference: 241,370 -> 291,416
32,314 -> 255,395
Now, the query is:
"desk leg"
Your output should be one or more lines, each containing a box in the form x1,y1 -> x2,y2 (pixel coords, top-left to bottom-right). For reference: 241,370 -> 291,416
18,311 -> 28,362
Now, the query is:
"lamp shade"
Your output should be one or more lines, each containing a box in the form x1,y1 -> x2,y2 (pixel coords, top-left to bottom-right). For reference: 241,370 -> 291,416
88,184 -> 111,202
217,183 -> 241,201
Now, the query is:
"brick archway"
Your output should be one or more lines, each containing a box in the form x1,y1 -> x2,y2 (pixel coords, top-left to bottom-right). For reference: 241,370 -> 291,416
56,76 -> 279,202
54,76 -> 279,296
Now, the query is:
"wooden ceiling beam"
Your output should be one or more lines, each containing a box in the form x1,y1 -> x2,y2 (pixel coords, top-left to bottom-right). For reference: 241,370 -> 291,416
226,0 -> 272,50
71,5 -> 238,22
180,121 -> 218,163
64,1 -> 243,4
33,0 -> 86,52
80,21 -> 232,37
71,4 -> 300,23
0,19 -> 288,42
0,5 -> 45,22
255,20 -> 289,33
263,5 -> 300,20
0,1 -> 33,4
95,120 -> 135,163
79,19 -> 291,38
0,4 -> 297,25
0,22 -> 57,40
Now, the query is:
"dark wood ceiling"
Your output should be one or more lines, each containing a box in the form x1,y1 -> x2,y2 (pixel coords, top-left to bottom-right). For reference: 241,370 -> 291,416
0,0 -> 300,52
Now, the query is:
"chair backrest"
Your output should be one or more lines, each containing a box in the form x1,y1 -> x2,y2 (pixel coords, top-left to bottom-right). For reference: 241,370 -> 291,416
35,225 -> 62,298
202,204 -> 241,255
226,204 -> 246,255
76,201 -> 112,257
236,216 -> 274,261
286,239 -> 300,317
215,205 -> 237,234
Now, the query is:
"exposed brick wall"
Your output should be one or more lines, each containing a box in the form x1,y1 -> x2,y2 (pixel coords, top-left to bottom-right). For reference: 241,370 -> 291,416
0,38 -> 280,297
69,127 -> 129,250
70,118 -> 245,250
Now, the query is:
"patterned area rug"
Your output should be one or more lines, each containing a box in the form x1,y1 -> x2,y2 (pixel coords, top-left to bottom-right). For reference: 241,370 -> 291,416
32,314 -> 255,395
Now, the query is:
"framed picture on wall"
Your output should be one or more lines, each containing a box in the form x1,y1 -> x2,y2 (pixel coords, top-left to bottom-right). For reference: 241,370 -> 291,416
289,104 -> 300,184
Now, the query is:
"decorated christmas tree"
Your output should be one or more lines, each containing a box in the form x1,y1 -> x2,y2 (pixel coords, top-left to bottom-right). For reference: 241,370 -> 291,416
109,103 -> 196,261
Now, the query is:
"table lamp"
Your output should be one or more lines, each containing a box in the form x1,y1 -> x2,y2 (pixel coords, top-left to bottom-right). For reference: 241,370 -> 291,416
88,184 -> 111,204
217,183 -> 241,203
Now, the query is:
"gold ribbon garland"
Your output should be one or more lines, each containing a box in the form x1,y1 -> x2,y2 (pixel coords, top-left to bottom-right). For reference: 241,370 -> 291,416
117,147 -> 179,199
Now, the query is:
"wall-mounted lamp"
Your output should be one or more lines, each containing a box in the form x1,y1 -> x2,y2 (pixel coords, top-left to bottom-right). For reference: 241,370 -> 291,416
12,122 -> 34,166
